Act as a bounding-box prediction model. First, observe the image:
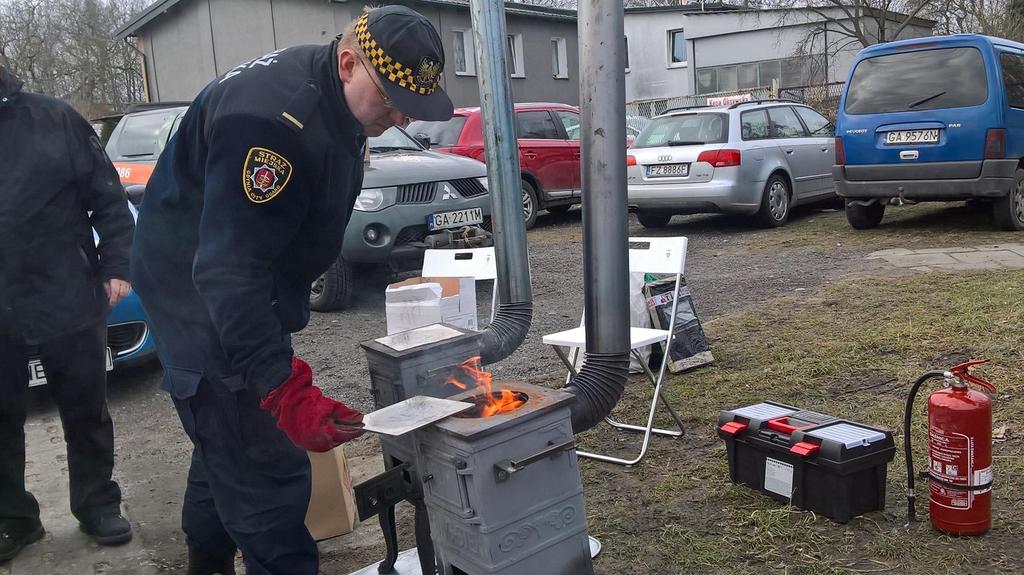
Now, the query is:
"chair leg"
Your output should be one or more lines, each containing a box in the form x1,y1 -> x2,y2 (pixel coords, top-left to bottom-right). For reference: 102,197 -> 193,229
603,350 -> 684,437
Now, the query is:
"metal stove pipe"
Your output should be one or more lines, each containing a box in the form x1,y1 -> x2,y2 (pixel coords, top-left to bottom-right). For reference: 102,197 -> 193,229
468,0 -> 534,365
563,0 -> 631,434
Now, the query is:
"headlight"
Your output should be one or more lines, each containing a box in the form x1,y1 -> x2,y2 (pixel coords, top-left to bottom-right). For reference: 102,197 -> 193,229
476,177 -> 489,190
353,187 -> 396,212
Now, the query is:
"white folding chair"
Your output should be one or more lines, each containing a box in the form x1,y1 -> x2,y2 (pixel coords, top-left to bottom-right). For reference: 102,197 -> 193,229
421,247 -> 498,325
542,236 -> 688,466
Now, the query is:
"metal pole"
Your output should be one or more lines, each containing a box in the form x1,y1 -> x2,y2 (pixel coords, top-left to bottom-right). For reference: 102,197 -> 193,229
579,0 -> 629,355
468,0 -> 532,305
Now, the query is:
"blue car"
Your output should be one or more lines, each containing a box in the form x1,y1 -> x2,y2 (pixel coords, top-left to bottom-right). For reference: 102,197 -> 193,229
834,34 -> 1024,230
28,204 -> 156,387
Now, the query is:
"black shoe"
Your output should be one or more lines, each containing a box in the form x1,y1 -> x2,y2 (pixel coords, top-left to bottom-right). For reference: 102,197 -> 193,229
187,546 -> 236,575
79,513 -> 132,546
0,523 -> 45,563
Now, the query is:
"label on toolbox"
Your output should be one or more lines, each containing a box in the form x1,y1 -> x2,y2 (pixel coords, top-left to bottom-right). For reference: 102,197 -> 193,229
764,457 -> 793,499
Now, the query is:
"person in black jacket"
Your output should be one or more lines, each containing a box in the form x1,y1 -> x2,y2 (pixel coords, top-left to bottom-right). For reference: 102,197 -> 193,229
0,65 -> 136,563
130,6 -> 453,574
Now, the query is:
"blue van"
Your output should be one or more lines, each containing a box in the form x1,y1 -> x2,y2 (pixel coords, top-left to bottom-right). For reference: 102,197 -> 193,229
834,34 -> 1024,230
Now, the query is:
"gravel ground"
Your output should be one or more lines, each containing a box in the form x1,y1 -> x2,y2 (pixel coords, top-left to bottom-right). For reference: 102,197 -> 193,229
304,206 -> 884,410
13,205 -> 890,574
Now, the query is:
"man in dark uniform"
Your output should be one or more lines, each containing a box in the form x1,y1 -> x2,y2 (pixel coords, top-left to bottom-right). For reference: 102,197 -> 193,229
130,6 -> 453,574
0,65 -> 135,563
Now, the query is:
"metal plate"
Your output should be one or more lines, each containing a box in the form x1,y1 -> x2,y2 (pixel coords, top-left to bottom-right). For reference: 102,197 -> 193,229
646,163 -> 689,177
884,129 -> 938,145
374,324 -> 465,352
361,396 -> 472,436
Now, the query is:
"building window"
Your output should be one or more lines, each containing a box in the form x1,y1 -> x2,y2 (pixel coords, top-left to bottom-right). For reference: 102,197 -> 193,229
507,34 -> 525,78
552,37 -> 568,79
695,56 -> 824,95
453,29 -> 475,76
624,36 -> 630,71
668,29 -> 686,67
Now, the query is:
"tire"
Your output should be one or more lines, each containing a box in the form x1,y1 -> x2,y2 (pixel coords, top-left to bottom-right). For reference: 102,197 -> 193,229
845,200 -> 886,230
755,174 -> 791,228
637,210 -> 672,228
309,255 -> 353,312
522,180 -> 539,230
547,205 -> 571,217
992,168 -> 1024,231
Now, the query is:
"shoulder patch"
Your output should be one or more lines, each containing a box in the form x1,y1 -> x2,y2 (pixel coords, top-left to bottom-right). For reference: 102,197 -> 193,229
242,147 -> 293,203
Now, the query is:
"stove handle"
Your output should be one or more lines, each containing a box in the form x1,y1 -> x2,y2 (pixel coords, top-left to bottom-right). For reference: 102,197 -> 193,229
493,439 -> 577,483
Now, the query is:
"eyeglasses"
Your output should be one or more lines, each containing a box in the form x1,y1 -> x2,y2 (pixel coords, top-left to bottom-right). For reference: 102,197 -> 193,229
359,57 -> 394,109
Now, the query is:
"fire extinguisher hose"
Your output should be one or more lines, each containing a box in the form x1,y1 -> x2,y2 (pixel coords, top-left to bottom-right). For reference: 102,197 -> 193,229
903,369 -> 948,524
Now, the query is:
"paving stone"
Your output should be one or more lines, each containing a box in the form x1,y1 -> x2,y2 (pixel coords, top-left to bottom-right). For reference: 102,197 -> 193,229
885,253 -> 959,267
934,262 -> 1002,272
975,244 -> 1024,251
866,248 -> 915,259
951,251 -> 1024,267
912,247 -> 976,254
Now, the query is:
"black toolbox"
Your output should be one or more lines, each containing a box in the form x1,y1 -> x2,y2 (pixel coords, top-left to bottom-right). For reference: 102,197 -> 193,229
717,401 -> 895,523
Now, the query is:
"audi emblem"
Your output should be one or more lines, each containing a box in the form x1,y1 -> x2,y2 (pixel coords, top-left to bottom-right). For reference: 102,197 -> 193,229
657,155 -> 672,161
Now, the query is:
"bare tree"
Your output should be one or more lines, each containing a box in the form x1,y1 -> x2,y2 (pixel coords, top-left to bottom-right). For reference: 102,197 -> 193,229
0,0 -> 147,117
923,0 -> 1024,40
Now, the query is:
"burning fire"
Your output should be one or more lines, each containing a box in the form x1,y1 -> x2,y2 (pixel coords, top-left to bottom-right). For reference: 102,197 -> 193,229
446,356 -> 525,417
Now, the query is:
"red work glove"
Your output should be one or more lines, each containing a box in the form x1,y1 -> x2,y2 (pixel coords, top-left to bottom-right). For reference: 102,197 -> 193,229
259,357 -> 365,452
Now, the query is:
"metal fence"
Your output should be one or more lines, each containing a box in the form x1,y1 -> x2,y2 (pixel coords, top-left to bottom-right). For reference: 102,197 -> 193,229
625,81 -> 846,123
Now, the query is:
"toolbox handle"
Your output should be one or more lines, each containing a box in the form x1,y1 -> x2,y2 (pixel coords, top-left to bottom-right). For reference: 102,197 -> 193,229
766,417 -> 811,435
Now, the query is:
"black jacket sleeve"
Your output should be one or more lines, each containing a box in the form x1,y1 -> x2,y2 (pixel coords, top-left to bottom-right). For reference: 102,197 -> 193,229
191,113 -> 320,396
68,111 -> 134,282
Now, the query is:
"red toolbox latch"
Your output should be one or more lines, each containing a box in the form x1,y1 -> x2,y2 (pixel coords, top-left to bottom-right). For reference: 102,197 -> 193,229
719,421 -> 748,436
790,441 -> 820,457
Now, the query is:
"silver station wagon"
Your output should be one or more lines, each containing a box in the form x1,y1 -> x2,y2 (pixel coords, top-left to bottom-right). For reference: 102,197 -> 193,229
627,100 -> 837,227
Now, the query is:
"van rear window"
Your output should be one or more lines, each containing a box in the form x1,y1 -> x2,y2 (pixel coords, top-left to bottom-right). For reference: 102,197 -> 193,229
845,47 -> 988,114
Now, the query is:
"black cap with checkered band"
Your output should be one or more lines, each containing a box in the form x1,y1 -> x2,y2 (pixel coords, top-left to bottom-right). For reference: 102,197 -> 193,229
354,5 -> 453,121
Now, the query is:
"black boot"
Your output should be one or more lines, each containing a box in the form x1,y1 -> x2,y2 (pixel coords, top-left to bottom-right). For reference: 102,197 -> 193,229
79,512 -> 132,546
0,523 -> 45,564
187,546 -> 236,575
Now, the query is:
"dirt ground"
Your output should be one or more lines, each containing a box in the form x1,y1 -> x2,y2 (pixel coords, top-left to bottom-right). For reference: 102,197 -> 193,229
16,201 -> 1023,574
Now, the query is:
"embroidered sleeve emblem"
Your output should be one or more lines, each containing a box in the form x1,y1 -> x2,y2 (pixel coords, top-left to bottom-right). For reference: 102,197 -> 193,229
242,147 -> 293,203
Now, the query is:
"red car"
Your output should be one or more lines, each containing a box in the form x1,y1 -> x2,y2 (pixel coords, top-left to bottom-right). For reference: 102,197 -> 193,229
408,103 -> 582,229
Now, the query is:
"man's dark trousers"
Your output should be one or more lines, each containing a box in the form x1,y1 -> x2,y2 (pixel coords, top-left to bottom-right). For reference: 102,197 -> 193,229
0,322 -> 121,533
170,370 -> 317,575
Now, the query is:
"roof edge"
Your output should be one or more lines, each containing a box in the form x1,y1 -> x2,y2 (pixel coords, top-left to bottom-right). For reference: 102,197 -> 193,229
115,0 -> 185,40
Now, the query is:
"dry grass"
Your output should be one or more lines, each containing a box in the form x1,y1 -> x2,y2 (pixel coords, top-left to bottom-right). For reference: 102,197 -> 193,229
582,268 -> 1024,575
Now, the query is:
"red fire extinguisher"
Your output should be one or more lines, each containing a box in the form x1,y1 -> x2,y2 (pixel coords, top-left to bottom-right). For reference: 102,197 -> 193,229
904,359 -> 995,535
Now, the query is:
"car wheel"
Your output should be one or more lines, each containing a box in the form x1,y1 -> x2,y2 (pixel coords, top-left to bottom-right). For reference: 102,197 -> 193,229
637,210 -> 672,228
309,254 -> 353,312
993,168 -> 1024,231
845,199 -> 886,230
756,174 -> 791,227
522,180 -> 539,230
547,205 -> 571,217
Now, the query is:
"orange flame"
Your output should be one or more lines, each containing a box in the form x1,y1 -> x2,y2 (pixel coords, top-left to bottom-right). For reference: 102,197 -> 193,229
445,356 -> 525,417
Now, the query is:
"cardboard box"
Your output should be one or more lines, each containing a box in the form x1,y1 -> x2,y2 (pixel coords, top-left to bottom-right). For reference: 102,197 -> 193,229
384,276 -> 477,335
305,447 -> 357,541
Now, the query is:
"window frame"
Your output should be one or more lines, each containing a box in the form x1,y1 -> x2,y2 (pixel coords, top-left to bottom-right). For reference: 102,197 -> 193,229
667,28 -> 687,68
507,33 -> 526,78
624,36 -> 630,72
739,109 -> 770,141
1000,50 -> 1024,110
792,106 -> 834,138
452,28 -> 476,76
554,109 -> 580,141
515,110 -> 561,140
766,106 -> 809,140
552,37 -> 569,80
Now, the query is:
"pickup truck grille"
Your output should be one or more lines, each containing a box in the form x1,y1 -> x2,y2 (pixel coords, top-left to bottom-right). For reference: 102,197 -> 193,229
449,178 -> 487,198
397,183 -> 437,204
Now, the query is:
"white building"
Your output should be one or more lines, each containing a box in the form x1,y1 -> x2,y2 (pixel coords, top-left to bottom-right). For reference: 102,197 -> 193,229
624,3 -> 935,104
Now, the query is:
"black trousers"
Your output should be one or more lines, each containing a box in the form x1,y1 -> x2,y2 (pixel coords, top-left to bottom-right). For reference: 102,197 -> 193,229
0,321 -> 121,531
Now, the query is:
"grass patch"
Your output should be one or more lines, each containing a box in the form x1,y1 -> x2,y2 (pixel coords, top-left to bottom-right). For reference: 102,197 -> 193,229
743,202 -> 1023,252
585,268 -> 1024,575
